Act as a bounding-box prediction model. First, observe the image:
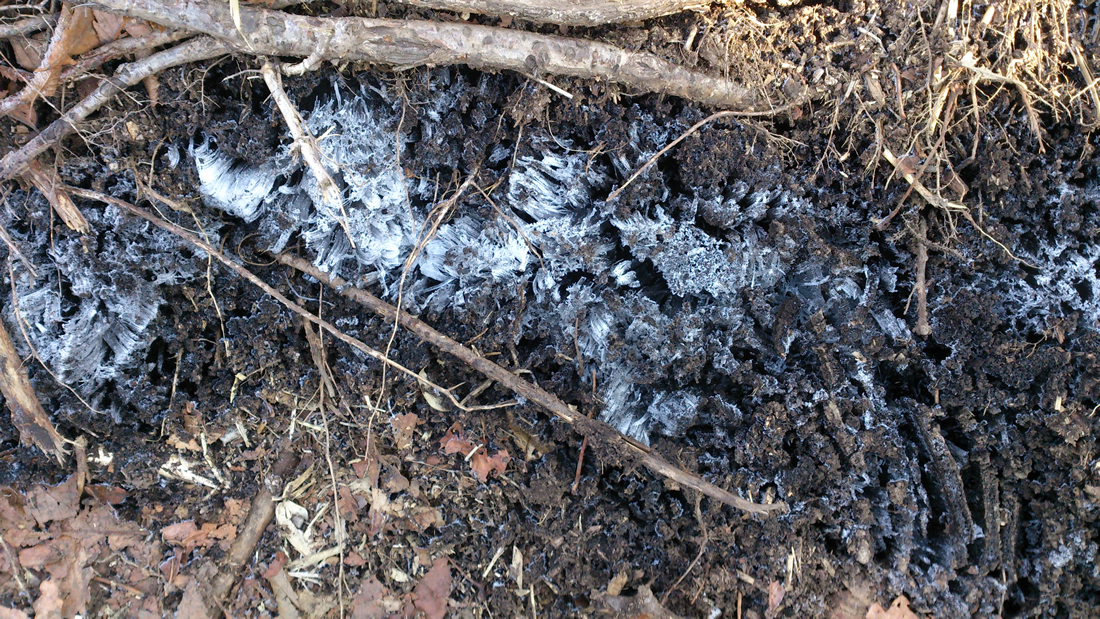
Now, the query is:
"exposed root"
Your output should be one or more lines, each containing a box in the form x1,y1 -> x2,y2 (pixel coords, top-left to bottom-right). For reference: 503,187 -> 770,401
276,253 -> 787,515
91,0 -> 775,110
391,0 -> 709,26
913,216 -> 931,338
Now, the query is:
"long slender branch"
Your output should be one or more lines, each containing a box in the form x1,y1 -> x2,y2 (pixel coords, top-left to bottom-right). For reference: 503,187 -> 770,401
276,253 -> 787,515
0,36 -> 228,181
90,0 -> 764,110
393,0 -> 710,26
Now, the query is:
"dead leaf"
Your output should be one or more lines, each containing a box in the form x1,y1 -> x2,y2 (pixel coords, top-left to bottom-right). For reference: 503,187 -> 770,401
594,584 -> 682,618
607,570 -> 629,596
10,34 -> 47,71
0,606 -> 31,619
767,580 -> 785,617
866,595 -> 920,619
410,557 -> 451,619
86,484 -> 128,505
32,579 -> 63,619
161,521 -> 199,546
390,413 -> 419,450
439,423 -> 475,456
418,369 -> 452,412
470,449 -> 510,483
350,576 -> 392,619
25,476 -> 80,526
90,10 -> 126,44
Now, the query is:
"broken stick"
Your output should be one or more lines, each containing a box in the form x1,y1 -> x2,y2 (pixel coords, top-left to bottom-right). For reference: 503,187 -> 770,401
91,0 -> 765,110
276,253 -> 787,515
0,308 -> 67,464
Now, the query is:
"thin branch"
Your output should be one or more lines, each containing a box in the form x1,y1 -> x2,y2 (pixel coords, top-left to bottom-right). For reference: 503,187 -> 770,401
90,0 -> 768,110
0,36 -> 228,181
276,252 -> 787,515
391,0 -> 710,26
0,13 -> 55,38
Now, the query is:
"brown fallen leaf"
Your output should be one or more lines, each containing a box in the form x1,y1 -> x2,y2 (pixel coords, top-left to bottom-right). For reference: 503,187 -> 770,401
408,557 -> 451,619
593,584 -> 683,618
0,605 -> 31,619
469,449 -> 510,483
767,580 -> 785,617
866,595 -> 920,619
86,484 -> 128,505
350,575 -> 393,619
390,413 -> 419,450
25,475 -> 80,527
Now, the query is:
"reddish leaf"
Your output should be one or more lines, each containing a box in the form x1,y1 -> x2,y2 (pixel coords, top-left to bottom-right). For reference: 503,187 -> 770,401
469,449 -> 510,482
350,575 -> 391,619
391,413 -> 419,450
86,484 -> 128,505
411,558 -> 451,619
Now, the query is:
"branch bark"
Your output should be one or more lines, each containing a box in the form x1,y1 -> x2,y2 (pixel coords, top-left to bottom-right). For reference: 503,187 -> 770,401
90,0 -> 763,110
392,0 -> 710,26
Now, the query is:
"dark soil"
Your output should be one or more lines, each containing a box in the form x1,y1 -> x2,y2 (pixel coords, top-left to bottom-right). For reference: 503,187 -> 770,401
1,1 -> 1099,617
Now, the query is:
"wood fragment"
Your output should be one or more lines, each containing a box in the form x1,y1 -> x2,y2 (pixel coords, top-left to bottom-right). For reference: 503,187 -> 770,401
391,0 -> 710,26
276,253 -> 787,515
90,0 -> 765,110
24,160 -> 90,235
180,448 -> 300,618
0,36 -> 228,181
0,307 -> 67,464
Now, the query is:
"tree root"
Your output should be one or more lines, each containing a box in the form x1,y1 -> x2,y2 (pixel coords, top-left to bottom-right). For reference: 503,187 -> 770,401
90,0 -> 770,110
275,253 -> 788,516
392,0 -> 709,26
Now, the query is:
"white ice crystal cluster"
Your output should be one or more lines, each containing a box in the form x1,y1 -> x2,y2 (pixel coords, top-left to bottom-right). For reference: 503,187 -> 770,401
8,190 -> 200,406
186,80 -> 831,444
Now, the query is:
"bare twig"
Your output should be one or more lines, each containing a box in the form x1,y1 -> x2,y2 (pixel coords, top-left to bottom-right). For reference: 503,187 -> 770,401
60,29 -> 193,83
277,252 -> 787,515
0,36 -> 229,181
391,0 -> 709,26
259,61 -> 343,210
0,304 -> 67,464
91,0 -> 768,110
191,448 -> 300,618
0,13 -> 55,38
24,159 -> 90,235
0,4 -> 76,120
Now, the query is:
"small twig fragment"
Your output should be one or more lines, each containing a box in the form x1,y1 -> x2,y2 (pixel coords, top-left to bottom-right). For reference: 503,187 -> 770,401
0,306 -> 67,464
913,216 -> 931,338
24,159 -> 91,234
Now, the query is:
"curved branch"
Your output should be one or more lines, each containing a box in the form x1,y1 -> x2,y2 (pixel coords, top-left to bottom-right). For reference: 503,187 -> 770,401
392,0 -> 711,26
90,0 -> 765,110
